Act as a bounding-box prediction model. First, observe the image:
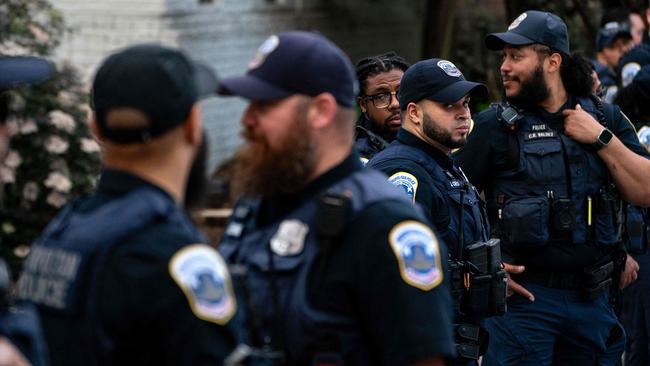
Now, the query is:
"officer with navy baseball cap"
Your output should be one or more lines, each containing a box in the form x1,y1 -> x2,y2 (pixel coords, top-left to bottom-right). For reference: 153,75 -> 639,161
218,32 -> 456,365
592,21 -> 633,102
368,59 -> 495,365
456,9 -> 650,366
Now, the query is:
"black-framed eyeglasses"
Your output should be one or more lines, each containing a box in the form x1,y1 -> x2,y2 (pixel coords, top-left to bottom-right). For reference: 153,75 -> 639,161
362,90 -> 399,109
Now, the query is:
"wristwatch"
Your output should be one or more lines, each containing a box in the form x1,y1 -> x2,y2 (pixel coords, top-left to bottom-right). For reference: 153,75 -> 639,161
591,128 -> 614,151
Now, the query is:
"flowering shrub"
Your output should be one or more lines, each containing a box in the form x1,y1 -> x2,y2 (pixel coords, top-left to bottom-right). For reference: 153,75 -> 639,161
0,0 -> 101,274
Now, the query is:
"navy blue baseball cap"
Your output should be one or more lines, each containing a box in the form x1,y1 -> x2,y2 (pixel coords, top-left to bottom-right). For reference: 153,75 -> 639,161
218,31 -> 358,107
596,21 -> 632,51
485,10 -> 570,55
92,44 -> 218,144
0,56 -> 53,89
398,58 -> 487,109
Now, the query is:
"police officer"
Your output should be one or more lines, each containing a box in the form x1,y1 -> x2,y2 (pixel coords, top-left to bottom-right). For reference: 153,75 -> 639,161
592,21 -> 633,102
367,59 -> 504,365
17,44 -> 239,366
617,40 -> 650,89
0,55 -> 53,366
455,10 -> 650,365
354,52 -> 410,164
218,31 -> 455,365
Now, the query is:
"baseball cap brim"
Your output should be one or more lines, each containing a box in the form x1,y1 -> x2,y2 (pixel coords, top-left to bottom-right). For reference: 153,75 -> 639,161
428,80 -> 488,104
0,56 -> 54,89
218,74 -> 293,101
485,32 -> 536,50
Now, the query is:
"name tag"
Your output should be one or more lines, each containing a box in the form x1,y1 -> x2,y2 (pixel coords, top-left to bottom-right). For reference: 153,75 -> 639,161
525,131 -> 556,140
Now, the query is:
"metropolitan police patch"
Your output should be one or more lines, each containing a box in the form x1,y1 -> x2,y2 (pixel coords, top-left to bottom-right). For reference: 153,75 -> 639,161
437,60 -> 462,77
169,244 -> 236,325
621,62 -> 641,87
248,35 -> 280,70
389,221 -> 443,291
508,12 -> 527,30
388,172 -> 418,203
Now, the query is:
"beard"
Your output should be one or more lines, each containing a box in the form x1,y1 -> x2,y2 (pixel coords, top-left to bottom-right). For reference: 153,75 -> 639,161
504,63 -> 550,110
422,113 -> 466,150
184,130 -> 209,210
231,103 -> 316,199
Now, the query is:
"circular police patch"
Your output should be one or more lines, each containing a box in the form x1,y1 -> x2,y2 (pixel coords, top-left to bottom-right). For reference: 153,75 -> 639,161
169,244 -> 236,325
621,62 -> 641,87
388,172 -> 418,203
437,60 -> 462,77
248,35 -> 280,70
389,221 -> 443,291
508,12 -> 527,30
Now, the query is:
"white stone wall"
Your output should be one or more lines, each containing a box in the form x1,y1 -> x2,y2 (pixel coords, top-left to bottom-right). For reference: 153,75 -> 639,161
51,0 -> 422,170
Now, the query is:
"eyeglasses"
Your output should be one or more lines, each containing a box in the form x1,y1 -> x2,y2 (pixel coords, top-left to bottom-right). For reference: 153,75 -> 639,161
362,90 -> 399,109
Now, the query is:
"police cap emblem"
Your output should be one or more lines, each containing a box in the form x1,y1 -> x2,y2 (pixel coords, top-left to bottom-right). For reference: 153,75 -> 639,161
508,12 -> 528,30
388,172 -> 419,203
437,60 -> 462,77
248,35 -> 280,70
389,221 -> 443,291
169,244 -> 237,325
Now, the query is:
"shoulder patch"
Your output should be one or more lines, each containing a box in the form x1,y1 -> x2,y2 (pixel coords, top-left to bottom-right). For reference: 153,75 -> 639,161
169,244 -> 236,325
638,126 -> 650,151
389,221 -> 443,291
621,62 -> 641,88
388,171 -> 418,203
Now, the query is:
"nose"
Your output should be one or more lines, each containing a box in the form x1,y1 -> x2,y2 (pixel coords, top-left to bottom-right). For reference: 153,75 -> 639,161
388,92 -> 400,109
242,104 -> 257,128
500,58 -> 511,75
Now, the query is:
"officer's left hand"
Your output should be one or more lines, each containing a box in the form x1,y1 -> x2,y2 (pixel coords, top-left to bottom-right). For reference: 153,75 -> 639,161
563,104 -> 603,144
620,254 -> 639,289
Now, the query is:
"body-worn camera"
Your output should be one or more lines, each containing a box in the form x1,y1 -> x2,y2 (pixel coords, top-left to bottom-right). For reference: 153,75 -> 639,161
551,198 -> 577,231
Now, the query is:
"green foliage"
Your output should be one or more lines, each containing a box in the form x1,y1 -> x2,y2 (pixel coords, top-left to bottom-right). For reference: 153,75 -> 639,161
0,0 -> 101,274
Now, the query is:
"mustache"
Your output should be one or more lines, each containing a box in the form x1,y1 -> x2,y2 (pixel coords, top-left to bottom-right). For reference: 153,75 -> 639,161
501,74 -> 519,82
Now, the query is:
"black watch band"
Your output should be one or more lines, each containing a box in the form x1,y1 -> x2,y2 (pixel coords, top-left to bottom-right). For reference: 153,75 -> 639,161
591,128 -> 613,151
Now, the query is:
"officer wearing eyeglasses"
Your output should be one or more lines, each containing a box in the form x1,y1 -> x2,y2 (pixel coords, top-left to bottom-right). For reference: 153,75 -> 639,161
354,52 -> 410,164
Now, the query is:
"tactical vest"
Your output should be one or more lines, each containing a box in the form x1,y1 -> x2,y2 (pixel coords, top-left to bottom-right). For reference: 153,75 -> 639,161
354,125 -> 389,164
219,168 -> 425,365
369,143 -> 490,259
17,186 -> 202,364
489,97 -> 619,249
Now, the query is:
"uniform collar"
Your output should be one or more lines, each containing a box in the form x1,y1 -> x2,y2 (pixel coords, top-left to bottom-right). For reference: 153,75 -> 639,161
97,169 -> 175,202
396,127 -> 455,170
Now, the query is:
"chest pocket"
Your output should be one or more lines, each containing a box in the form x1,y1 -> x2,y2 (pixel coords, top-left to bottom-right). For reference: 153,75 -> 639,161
521,139 -> 564,183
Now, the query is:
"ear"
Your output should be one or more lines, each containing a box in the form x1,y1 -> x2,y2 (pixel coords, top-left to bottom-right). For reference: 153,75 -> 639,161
184,104 -> 202,145
357,96 -> 368,114
308,93 -> 337,129
405,102 -> 422,126
546,52 -> 563,73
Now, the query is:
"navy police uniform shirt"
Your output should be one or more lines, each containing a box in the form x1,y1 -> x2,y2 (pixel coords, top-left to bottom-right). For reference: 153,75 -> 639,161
233,154 -> 455,365
455,98 -> 650,269
367,128 -> 487,256
35,170 -> 238,366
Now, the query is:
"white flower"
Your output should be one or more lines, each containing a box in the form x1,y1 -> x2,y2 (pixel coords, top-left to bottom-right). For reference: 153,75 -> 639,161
48,110 -> 76,133
23,181 -> 40,201
5,117 -> 19,136
0,41 -> 30,56
19,120 -> 38,134
80,138 -> 101,153
45,136 -> 69,154
46,192 -> 68,208
0,166 -> 15,184
57,91 -> 76,107
4,150 -> 22,169
28,24 -> 50,44
44,171 -> 72,193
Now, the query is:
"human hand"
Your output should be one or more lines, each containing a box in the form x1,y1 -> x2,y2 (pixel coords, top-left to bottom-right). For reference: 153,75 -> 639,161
562,104 -> 603,144
620,254 -> 639,289
503,263 -> 535,301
